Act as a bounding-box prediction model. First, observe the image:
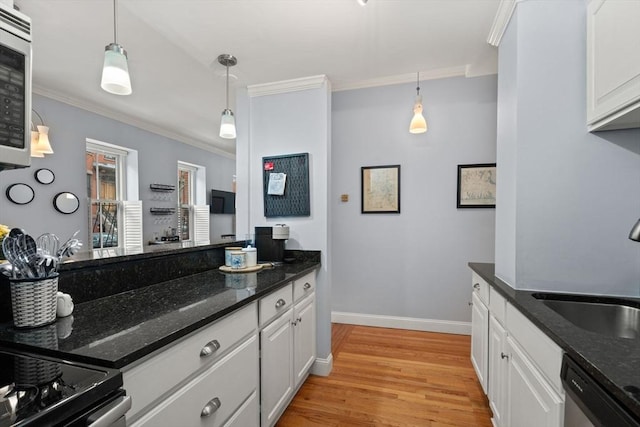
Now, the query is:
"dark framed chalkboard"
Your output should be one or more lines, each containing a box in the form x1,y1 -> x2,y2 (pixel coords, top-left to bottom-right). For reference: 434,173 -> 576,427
262,152 -> 310,217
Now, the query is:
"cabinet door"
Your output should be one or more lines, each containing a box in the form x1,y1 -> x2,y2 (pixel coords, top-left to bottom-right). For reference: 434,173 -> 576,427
505,336 -> 564,427
587,0 -> 640,130
293,294 -> 316,388
488,315 -> 507,427
471,291 -> 489,393
260,309 -> 294,427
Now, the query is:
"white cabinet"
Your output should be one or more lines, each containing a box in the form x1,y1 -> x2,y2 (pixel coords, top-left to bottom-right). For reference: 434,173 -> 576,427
126,303 -> 259,427
469,271 -> 564,427
506,336 -> 564,427
293,294 -> 316,387
260,306 -> 294,427
488,315 -> 507,427
260,271 -> 317,427
587,0 -> 640,131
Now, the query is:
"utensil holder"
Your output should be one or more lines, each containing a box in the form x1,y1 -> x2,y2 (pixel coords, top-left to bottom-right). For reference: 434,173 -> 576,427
9,274 -> 59,328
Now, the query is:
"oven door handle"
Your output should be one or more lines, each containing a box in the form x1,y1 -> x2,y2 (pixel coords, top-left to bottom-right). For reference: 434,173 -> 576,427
87,395 -> 132,427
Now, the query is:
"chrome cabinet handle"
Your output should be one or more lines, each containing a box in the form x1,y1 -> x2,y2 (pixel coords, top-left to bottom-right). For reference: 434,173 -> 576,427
292,317 -> 302,326
275,298 -> 286,309
468,302 -> 473,306
303,282 -> 311,290
200,339 -> 221,358
473,283 -> 480,290
201,397 -> 221,417
501,352 -> 509,360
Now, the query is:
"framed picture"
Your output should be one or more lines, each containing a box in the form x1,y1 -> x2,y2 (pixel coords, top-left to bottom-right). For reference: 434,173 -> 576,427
361,165 -> 401,214
457,163 -> 496,208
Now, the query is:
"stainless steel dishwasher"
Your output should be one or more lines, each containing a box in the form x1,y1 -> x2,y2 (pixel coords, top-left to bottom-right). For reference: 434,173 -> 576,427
561,354 -> 639,427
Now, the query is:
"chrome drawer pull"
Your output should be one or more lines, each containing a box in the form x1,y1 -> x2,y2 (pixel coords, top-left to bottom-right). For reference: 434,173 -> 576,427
275,298 -> 286,309
473,283 -> 480,290
200,339 -> 221,357
201,397 -> 221,417
501,352 -> 509,360
303,282 -> 312,290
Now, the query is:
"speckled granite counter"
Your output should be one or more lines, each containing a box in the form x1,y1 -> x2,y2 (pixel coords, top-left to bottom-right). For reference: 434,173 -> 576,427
469,262 -> 640,420
0,261 -> 319,369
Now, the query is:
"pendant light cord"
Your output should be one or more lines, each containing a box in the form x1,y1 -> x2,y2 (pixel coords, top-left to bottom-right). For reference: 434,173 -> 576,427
113,0 -> 118,44
416,71 -> 420,96
225,64 -> 230,109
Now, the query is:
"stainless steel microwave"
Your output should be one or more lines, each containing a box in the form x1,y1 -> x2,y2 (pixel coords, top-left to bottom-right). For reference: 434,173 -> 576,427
0,2 -> 31,171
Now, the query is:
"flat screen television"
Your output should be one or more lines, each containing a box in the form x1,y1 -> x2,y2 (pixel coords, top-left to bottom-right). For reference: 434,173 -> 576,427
210,189 -> 235,214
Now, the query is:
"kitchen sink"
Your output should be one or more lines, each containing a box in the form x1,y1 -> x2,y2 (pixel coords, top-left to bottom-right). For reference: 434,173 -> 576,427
532,293 -> 640,339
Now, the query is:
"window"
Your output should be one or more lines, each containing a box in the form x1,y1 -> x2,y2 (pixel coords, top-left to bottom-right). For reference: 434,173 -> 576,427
87,145 -> 125,248
178,162 -> 196,241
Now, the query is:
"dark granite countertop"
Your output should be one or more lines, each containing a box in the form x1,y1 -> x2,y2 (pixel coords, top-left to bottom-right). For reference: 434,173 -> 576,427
0,262 -> 319,369
469,262 -> 640,420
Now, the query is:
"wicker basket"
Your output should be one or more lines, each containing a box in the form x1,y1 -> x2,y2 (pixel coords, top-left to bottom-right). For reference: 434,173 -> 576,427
9,274 -> 59,328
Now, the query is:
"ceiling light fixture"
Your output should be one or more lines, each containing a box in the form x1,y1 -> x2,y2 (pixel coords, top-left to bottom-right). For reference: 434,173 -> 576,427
101,0 -> 132,95
409,72 -> 427,134
218,54 -> 237,139
357,0 -> 368,5
30,109 -> 53,158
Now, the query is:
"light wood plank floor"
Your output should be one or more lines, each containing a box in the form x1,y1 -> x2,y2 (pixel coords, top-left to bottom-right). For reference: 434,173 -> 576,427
277,324 -> 492,427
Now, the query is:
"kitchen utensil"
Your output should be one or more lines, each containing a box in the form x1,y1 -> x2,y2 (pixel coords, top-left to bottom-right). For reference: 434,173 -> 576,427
36,233 -> 60,257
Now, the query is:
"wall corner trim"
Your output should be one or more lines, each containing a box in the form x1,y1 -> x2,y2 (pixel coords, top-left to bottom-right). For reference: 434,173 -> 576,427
247,75 -> 328,98
487,0 -> 520,47
331,311 -> 471,335
310,353 -> 333,377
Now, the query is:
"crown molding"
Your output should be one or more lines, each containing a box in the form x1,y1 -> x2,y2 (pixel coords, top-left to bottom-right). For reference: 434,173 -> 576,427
32,85 -> 236,160
331,66 -> 467,92
247,75 -> 328,97
487,0 -> 519,47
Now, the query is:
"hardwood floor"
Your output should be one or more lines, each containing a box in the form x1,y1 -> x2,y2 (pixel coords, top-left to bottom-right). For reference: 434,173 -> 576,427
277,324 -> 492,427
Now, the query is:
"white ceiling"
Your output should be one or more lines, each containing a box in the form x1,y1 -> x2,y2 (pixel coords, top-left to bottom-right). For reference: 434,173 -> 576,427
18,0 -> 501,157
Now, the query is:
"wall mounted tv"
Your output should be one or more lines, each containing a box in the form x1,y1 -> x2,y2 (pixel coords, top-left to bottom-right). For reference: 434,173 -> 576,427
210,189 -> 236,214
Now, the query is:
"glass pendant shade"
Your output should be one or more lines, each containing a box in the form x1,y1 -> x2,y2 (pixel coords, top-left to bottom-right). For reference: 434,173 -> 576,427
36,125 -> 54,154
219,109 -> 236,139
101,43 -> 132,95
409,95 -> 427,134
30,131 -> 44,158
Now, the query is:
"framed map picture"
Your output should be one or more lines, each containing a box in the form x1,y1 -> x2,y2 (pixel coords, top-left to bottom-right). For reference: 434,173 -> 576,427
361,165 -> 401,214
457,163 -> 496,208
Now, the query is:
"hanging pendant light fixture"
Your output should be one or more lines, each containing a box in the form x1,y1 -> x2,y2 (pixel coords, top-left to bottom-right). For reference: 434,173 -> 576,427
30,109 -> 53,157
101,0 -> 132,95
409,72 -> 427,134
218,54 -> 237,139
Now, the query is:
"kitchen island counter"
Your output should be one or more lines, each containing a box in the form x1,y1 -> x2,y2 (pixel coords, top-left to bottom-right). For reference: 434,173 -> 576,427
469,262 -> 640,421
0,261 -> 319,369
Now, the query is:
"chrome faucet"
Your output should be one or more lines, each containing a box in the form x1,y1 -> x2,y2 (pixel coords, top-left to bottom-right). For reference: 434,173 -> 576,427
630,218 -> 640,242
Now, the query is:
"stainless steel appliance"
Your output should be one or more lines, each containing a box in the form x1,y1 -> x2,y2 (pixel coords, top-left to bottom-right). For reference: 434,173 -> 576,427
0,348 -> 130,426
561,354 -> 639,427
0,2 -> 31,171
255,225 -> 289,263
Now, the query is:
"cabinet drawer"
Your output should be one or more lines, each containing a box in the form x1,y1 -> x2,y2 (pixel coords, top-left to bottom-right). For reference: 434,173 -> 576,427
506,302 -> 563,394
132,335 -> 259,427
472,272 -> 490,306
223,391 -> 258,427
124,302 -> 257,420
293,272 -> 316,302
260,284 -> 293,326
489,286 -> 506,325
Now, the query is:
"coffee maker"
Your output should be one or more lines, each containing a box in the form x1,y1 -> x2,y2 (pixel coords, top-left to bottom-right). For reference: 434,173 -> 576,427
255,225 -> 289,263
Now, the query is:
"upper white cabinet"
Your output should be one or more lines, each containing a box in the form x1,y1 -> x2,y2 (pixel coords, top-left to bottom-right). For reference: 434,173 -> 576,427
587,0 -> 640,131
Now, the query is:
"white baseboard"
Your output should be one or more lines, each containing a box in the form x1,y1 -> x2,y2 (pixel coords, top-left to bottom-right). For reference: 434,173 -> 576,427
331,311 -> 471,335
310,353 -> 333,377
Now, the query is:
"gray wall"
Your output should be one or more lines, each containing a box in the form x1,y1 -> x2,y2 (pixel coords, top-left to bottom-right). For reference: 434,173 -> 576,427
494,0 -> 640,295
331,75 -> 497,322
0,94 -> 236,246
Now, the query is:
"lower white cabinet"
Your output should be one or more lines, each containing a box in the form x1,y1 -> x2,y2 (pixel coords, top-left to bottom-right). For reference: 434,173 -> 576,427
488,315 -> 507,427
470,291 -> 489,394
260,307 -> 294,427
506,336 -> 564,427
293,294 -> 316,388
470,272 -> 564,427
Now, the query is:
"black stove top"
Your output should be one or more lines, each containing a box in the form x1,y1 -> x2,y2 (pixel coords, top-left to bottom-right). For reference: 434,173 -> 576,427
0,349 -> 123,427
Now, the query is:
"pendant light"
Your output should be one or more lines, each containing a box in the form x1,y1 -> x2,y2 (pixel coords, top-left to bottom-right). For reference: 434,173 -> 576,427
30,109 -> 54,157
409,72 -> 427,134
218,54 -> 237,139
101,0 -> 132,95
